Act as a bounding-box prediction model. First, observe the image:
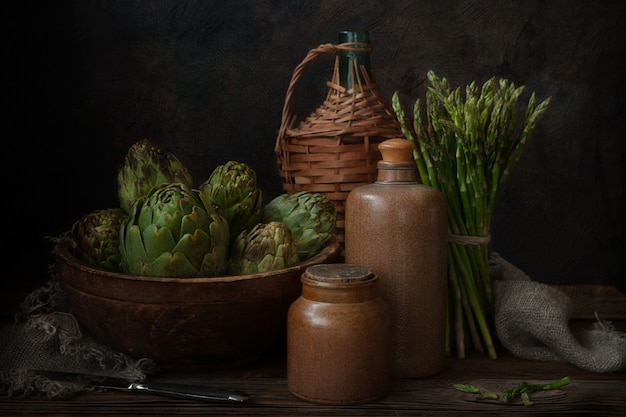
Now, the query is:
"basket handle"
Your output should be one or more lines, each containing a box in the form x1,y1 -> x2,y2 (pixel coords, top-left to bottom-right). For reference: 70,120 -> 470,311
274,42 -> 371,153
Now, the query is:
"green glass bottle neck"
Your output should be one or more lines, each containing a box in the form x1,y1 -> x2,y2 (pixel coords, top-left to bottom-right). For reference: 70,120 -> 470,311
338,30 -> 372,90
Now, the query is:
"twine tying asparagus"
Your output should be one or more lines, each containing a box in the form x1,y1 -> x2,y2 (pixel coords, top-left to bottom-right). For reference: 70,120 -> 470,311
392,71 -> 551,360
448,234 -> 491,245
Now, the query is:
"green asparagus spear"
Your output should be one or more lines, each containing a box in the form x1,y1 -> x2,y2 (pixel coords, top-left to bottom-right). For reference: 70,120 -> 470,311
453,377 -> 571,407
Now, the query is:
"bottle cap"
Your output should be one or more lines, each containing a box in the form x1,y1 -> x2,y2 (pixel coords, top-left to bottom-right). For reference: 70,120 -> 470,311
378,138 -> 415,162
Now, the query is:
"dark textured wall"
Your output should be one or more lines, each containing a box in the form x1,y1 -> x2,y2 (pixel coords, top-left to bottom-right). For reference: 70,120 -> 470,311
6,1 -> 625,296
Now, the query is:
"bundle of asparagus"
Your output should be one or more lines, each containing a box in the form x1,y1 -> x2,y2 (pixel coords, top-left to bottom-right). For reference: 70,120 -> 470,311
392,71 -> 551,359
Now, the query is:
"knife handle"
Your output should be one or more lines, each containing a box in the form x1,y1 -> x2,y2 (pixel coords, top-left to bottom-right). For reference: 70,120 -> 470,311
130,381 -> 250,403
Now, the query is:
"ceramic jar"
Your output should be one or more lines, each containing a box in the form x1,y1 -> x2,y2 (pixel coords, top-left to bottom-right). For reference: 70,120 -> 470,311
287,263 -> 391,404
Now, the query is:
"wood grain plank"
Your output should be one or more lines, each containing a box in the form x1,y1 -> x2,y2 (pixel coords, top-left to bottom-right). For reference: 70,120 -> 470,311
2,375 -> 624,416
555,285 -> 626,319
2,307 -> 624,416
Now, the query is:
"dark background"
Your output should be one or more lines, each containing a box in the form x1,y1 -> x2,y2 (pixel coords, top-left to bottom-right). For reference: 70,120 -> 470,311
4,0 -> 625,310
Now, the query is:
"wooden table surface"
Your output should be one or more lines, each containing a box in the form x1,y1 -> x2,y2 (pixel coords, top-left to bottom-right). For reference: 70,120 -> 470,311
1,285 -> 625,416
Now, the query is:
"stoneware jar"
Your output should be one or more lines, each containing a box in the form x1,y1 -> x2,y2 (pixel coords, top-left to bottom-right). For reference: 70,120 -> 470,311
287,263 -> 391,405
345,138 -> 448,378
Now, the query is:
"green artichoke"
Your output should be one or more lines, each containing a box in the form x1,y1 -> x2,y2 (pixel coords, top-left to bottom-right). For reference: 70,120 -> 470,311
119,182 -> 229,278
117,139 -> 194,213
227,222 -> 300,275
67,208 -> 126,271
198,161 -> 262,243
262,191 -> 337,261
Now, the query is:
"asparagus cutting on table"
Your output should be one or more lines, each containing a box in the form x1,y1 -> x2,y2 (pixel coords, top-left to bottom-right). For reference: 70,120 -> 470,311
453,376 -> 571,407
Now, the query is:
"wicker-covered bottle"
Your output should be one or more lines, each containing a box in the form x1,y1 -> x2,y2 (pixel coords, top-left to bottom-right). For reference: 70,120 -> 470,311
344,138 -> 448,378
275,30 -> 403,256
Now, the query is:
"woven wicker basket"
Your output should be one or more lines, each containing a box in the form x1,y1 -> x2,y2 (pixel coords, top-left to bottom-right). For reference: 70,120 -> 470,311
275,42 -> 403,253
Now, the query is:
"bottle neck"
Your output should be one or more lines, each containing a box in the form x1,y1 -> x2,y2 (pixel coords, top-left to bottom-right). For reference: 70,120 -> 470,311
338,30 -> 372,90
376,161 -> 418,183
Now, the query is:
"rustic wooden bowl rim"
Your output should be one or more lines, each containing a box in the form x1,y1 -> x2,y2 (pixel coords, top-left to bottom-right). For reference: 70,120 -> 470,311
55,234 -> 340,284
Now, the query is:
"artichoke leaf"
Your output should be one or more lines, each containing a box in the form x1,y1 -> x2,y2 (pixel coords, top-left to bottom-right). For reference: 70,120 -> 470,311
171,229 -> 213,269
199,248 -> 229,277
257,254 -> 286,272
179,206 -> 214,238
142,251 -> 199,278
209,213 -> 230,246
120,225 -> 151,275
140,223 -> 181,260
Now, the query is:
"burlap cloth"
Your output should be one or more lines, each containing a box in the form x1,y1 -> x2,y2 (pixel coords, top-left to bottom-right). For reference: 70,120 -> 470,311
491,252 -> 626,373
0,273 -> 158,399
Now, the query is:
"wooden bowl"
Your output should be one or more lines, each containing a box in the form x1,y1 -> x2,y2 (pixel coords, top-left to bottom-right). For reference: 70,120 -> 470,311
54,236 -> 340,370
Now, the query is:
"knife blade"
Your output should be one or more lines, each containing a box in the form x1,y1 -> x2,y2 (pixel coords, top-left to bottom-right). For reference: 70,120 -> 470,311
33,370 -> 250,403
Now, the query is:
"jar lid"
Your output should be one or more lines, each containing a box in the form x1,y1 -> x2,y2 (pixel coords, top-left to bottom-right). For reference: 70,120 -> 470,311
304,264 -> 375,283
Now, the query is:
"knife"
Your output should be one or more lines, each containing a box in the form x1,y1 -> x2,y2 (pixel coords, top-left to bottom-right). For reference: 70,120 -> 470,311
33,370 -> 250,403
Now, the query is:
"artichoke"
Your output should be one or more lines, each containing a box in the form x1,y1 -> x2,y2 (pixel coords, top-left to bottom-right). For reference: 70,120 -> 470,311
198,161 -> 262,243
67,208 -> 126,271
262,191 -> 336,260
117,139 -> 194,213
119,182 -> 229,278
227,222 -> 300,275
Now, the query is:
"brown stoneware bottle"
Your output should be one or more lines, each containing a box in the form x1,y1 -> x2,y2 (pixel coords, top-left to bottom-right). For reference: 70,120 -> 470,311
287,263 -> 391,404
344,138 -> 448,378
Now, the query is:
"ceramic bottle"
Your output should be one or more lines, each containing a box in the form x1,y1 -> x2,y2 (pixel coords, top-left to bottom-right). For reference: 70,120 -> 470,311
344,138 -> 448,378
